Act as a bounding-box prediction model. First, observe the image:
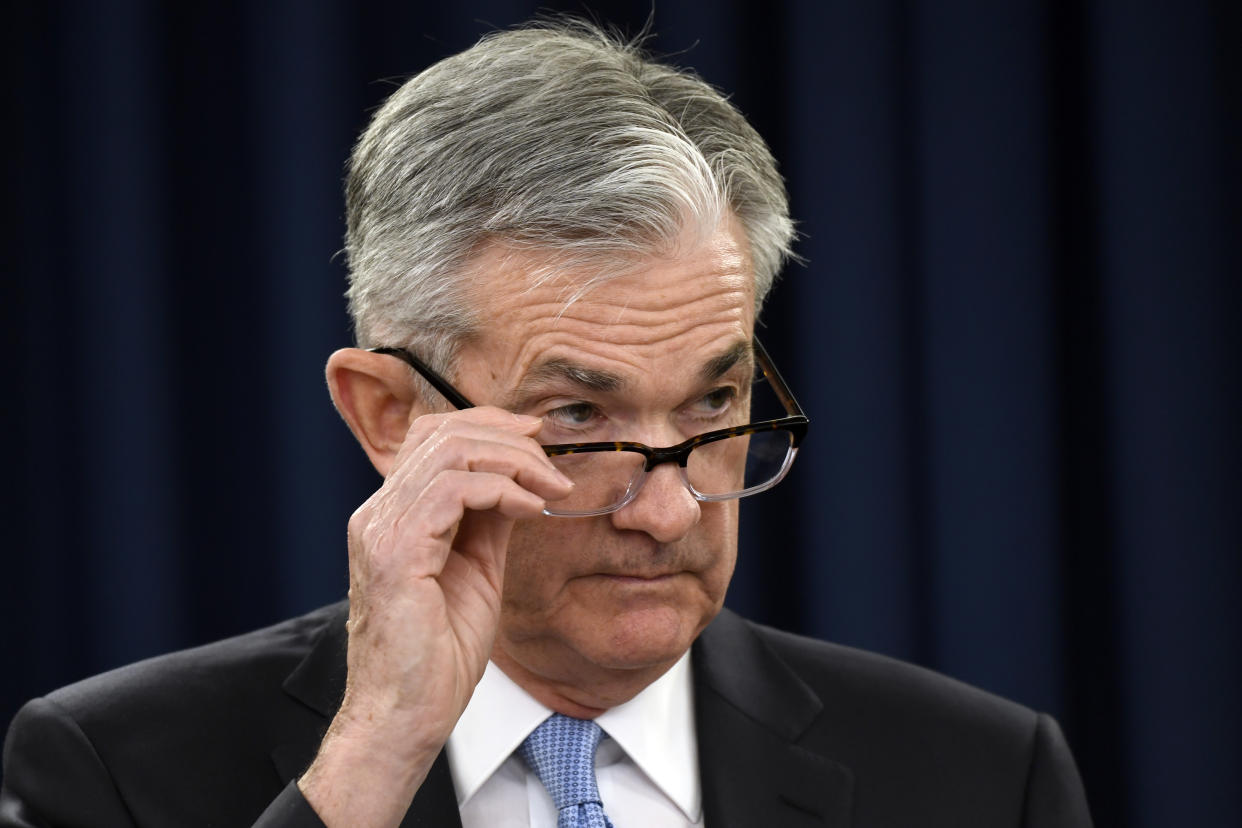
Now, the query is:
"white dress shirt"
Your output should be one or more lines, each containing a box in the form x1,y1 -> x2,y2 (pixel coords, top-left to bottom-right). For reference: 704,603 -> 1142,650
447,653 -> 703,827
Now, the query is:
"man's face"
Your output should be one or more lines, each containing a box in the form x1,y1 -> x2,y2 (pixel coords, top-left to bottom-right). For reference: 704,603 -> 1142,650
451,220 -> 755,700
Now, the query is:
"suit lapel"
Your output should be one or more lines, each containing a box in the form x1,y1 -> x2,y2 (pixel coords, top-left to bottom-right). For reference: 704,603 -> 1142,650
273,602 -> 463,828
693,609 -> 853,827
271,603 -> 349,787
269,603 -> 852,827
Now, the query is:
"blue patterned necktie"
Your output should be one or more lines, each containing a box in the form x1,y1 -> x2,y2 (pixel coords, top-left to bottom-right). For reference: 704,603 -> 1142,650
518,713 -> 616,828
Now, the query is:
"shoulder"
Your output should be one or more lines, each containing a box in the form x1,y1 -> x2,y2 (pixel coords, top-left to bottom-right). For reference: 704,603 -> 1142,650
748,616 -> 1039,735
699,608 -> 1038,738
44,601 -> 346,725
697,612 -> 1052,807
2,602 -> 346,826
692,611 -> 1093,825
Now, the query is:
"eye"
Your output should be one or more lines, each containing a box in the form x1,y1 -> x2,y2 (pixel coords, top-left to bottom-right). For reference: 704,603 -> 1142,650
689,386 -> 737,418
546,402 -> 599,427
704,387 -> 734,409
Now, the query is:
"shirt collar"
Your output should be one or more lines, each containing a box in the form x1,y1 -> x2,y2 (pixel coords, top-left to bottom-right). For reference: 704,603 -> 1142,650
447,660 -> 551,806
597,650 -> 700,821
446,652 -> 700,822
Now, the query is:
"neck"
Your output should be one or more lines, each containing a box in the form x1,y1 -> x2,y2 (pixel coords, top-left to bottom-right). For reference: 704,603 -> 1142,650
490,641 -> 682,719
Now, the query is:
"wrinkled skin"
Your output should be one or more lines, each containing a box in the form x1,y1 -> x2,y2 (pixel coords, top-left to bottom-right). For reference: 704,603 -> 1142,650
302,221 -> 754,826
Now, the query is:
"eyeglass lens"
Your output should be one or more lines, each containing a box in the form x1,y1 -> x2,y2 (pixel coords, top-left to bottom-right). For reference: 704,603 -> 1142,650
544,429 -> 795,516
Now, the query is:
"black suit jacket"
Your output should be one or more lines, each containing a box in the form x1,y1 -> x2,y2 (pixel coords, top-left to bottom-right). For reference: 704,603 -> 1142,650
1,602 -> 1092,826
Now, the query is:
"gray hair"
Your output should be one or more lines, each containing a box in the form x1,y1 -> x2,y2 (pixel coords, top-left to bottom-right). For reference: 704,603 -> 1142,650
344,19 -> 795,381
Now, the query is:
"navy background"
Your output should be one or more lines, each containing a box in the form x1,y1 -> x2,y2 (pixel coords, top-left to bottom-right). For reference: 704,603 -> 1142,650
3,2 -> 1240,827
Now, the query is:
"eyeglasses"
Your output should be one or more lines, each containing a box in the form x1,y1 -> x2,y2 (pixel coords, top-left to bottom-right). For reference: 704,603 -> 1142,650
369,338 -> 809,517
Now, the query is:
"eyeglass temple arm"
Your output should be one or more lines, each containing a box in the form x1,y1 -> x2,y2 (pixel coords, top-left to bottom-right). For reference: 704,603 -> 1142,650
371,339 -> 805,420
368,347 -> 478,410
752,338 -> 807,419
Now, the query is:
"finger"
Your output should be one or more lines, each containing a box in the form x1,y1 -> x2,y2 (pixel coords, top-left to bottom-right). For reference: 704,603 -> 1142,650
399,432 -> 572,499
393,417 -> 556,486
349,469 -> 539,580
390,470 -> 548,557
351,424 -> 565,553
396,407 -> 544,464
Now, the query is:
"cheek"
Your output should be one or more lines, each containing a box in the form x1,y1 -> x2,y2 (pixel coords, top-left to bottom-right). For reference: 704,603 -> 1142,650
699,502 -> 739,598
499,518 -> 589,613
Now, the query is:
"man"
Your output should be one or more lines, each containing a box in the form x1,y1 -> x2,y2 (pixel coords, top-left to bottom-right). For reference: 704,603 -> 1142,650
1,20 -> 1092,828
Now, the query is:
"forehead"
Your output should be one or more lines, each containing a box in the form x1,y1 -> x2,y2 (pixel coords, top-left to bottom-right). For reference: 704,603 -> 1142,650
460,223 -> 756,390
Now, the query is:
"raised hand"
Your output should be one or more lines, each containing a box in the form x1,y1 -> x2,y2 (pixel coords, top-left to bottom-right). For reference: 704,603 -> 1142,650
299,406 -> 573,827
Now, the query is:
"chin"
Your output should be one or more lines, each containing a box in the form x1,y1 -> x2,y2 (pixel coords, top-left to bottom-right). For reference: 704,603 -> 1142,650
584,603 -> 711,671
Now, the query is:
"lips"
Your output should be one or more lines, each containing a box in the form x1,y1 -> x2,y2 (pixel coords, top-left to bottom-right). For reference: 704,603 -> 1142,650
596,571 -> 680,582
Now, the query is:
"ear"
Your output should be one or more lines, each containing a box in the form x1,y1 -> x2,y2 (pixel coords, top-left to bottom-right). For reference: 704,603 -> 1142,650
325,348 -> 423,478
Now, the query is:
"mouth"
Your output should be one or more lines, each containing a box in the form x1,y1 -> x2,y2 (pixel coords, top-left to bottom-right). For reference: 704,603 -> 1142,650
596,571 -> 681,585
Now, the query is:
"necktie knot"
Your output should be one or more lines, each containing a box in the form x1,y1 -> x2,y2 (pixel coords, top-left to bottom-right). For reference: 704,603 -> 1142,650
518,713 -> 614,828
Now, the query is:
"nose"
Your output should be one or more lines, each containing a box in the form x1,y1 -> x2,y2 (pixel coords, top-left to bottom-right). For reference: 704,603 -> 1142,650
608,460 -> 701,543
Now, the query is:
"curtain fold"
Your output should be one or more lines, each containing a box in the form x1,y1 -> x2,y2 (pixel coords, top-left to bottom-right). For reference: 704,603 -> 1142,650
5,3 -> 1239,826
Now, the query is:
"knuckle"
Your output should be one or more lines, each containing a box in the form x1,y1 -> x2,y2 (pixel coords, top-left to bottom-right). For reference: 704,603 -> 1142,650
420,468 -> 472,505
346,503 -> 373,536
399,413 -> 443,447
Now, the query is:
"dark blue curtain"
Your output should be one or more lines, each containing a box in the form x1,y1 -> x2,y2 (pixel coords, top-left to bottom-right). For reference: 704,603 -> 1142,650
4,3 -> 1239,826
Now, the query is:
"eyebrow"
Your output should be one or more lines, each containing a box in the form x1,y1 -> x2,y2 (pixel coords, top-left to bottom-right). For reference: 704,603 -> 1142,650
523,359 -> 625,394
500,359 -> 624,409
700,340 -> 753,383
503,340 -> 754,408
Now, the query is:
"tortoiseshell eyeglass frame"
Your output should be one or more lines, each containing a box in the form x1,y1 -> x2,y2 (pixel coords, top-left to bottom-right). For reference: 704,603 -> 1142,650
368,338 -> 810,515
